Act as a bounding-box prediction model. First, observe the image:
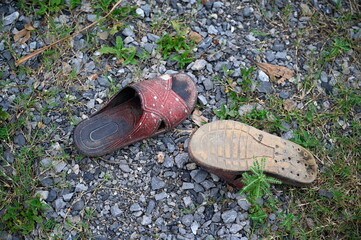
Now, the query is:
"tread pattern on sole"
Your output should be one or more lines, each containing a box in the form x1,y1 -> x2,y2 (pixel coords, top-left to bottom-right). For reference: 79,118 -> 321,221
189,120 -> 317,185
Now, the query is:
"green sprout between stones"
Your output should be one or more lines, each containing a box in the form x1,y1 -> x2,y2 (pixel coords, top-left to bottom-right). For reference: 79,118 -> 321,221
240,158 -> 282,223
99,36 -> 138,65
156,21 -> 195,69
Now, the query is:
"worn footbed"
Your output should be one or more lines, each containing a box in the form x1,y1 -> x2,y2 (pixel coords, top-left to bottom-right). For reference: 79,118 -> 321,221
188,120 -> 318,186
74,74 -> 196,157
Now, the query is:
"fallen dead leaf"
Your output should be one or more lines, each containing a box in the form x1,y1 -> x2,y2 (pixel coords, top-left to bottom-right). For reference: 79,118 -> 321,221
191,109 -> 208,127
14,24 -> 36,45
157,152 -> 165,163
283,99 -> 297,111
202,0 -> 210,4
247,57 -> 294,84
189,31 -> 203,44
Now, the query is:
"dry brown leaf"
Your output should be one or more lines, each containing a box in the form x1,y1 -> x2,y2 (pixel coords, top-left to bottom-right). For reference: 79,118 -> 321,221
202,0 -> 210,4
14,24 -> 36,45
189,31 -> 203,44
157,152 -> 165,163
283,99 -> 297,111
247,57 -> 294,84
191,109 -> 208,127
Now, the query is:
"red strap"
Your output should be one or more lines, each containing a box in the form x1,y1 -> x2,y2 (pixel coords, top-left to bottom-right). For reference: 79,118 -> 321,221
131,75 -> 190,129
109,75 -> 190,148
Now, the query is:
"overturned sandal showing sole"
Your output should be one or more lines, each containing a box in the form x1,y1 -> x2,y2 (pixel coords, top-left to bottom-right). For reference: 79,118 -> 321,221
188,120 -> 317,188
74,73 -> 197,157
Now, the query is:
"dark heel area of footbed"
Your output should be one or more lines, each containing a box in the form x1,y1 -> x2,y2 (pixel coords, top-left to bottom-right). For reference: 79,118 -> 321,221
74,98 -> 142,156
171,74 -> 196,109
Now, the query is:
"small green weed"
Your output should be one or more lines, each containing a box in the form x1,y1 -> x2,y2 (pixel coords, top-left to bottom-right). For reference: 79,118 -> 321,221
20,0 -> 80,15
99,36 -> 138,65
213,65 -> 256,120
240,158 -> 282,223
3,197 -> 48,235
156,21 -> 195,68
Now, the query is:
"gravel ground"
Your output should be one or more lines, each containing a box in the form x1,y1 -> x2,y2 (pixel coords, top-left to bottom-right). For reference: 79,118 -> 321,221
0,0 -> 360,239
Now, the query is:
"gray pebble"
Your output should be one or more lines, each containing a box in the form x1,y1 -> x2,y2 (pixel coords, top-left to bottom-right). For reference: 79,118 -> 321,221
130,203 -> 142,212
136,8 -> 145,18
203,78 -> 214,90
87,14 -> 97,22
258,70 -> 269,82
272,43 -> 285,51
198,95 -> 207,105
181,214 -> 194,226
208,25 -> 218,35
212,212 -> 221,222
123,28 -> 134,37
163,155 -> 174,168
63,193 -> 74,202
141,215 -> 152,225
246,34 -> 257,42
14,134 -> 26,146
146,200 -> 156,215
282,130 -> 294,140
46,189 -> 57,202
119,164 -> 132,173
238,200 -> 251,211
213,2 -> 224,10
54,161 -> 67,173
181,182 -> 195,190
73,200 -> 85,211
155,192 -> 167,201
205,1 -> 213,10
190,170 -> 208,183
175,153 -> 189,168
269,213 -> 277,221
144,43 -> 157,53
266,51 -> 275,62
4,12 -> 19,25
200,180 -> 216,190
183,196 -> 193,206
221,210 -> 237,223
55,198 -> 66,210
147,33 -> 160,42
199,37 -> 212,49
141,4 -> 150,17
97,76 -> 109,87
4,151 -> 14,164
275,51 -> 287,59
279,91 -> 289,99
230,223 -> 243,233
41,178 -> 54,187
191,59 -> 207,70
151,176 -> 165,190
75,183 -> 88,192
124,37 -> 134,44
243,7 -> 253,17
84,61 -> 95,72
257,81 -> 272,94
191,221 -> 199,234
111,204 -> 123,217
320,71 -> 328,82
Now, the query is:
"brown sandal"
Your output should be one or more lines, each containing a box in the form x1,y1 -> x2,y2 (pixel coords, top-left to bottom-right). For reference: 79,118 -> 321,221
188,120 -> 318,188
